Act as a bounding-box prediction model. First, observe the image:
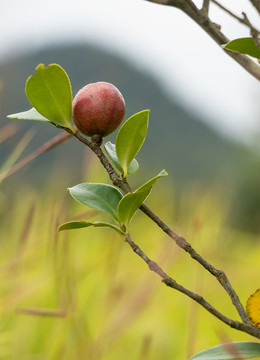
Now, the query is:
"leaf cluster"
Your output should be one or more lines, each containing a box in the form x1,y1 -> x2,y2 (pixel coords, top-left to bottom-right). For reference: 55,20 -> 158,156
7,63 -> 167,234
7,63 -> 260,359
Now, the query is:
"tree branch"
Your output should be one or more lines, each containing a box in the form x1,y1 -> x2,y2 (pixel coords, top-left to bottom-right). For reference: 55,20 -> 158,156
201,0 -> 210,16
139,203 -> 250,324
7,124 -> 252,328
249,0 -> 260,15
242,12 -> 260,48
211,1 -> 260,48
145,0 -> 260,81
124,233 -> 260,339
64,129 -> 250,325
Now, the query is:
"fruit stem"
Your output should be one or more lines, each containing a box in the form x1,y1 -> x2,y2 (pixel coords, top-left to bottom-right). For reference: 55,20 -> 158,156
91,134 -> 103,146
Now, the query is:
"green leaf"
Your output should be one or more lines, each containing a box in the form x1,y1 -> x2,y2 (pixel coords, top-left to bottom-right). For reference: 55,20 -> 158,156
7,108 -> 51,122
117,169 -> 167,230
58,221 -> 124,234
222,38 -> 260,59
116,110 -> 149,177
104,141 -> 139,175
68,183 -> 123,221
25,63 -> 75,131
190,342 -> 260,360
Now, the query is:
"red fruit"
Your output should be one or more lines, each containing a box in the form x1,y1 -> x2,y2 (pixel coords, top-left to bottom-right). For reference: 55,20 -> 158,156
72,82 -> 126,138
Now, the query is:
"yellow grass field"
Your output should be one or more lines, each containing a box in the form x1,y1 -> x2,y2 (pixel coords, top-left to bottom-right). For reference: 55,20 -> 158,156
1,151 -> 259,360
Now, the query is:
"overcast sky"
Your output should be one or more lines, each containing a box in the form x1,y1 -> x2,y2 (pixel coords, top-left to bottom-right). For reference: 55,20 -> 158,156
1,0 -> 259,142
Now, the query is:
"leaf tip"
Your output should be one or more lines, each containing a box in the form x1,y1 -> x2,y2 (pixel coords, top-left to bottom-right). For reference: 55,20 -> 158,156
57,225 -> 63,232
36,63 -> 46,70
160,169 -> 168,176
26,63 -> 45,82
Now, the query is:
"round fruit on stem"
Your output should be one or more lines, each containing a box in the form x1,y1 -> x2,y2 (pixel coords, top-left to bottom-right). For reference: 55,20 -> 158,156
72,82 -> 126,138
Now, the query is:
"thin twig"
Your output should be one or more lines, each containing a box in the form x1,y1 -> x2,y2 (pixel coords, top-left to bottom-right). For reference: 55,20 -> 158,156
65,128 -> 250,325
249,0 -> 260,15
6,121 -> 256,334
5,124 -> 254,332
242,12 -> 260,48
211,0 -> 242,22
124,233 -> 260,339
145,0 -> 260,81
66,128 -> 131,192
202,0 -> 210,16
211,1 -> 260,48
139,203 -> 250,324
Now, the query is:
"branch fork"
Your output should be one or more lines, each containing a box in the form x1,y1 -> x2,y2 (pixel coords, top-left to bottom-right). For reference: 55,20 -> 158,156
66,128 -> 260,339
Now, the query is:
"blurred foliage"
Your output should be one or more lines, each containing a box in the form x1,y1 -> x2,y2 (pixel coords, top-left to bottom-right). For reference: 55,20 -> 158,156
1,144 -> 260,360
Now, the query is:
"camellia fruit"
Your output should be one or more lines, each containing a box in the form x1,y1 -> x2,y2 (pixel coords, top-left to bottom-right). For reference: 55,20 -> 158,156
72,82 -> 126,138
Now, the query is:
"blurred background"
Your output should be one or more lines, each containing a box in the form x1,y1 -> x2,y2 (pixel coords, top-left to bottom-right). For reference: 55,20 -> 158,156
0,0 -> 260,359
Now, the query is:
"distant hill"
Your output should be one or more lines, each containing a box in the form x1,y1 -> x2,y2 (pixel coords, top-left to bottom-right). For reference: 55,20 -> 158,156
1,42 -> 260,231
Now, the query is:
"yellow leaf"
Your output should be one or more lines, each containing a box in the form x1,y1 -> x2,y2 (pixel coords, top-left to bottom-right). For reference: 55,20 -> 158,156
246,288 -> 260,328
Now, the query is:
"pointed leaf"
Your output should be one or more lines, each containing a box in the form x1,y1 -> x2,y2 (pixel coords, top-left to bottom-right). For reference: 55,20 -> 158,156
7,108 -> 51,122
104,141 -> 139,175
68,183 -> 123,221
118,170 -> 167,230
190,342 -> 260,360
25,63 -> 75,131
116,110 -> 149,177
222,38 -> 260,59
58,221 -> 124,234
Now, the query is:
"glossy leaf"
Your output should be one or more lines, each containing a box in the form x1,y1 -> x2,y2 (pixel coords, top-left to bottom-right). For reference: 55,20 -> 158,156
190,342 -> 260,360
7,108 -> 51,122
118,169 -> 167,230
116,110 -> 149,177
58,221 -> 124,234
104,141 -> 139,175
25,63 -> 75,131
223,38 -> 260,59
68,183 -> 123,221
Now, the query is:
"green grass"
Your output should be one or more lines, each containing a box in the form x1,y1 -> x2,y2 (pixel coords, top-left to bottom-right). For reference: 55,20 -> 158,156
1,125 -> 259,359
1,172 -> 260,360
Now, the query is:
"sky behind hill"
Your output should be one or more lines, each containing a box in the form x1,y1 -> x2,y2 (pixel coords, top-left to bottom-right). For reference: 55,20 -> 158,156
0,0 -> 259,142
